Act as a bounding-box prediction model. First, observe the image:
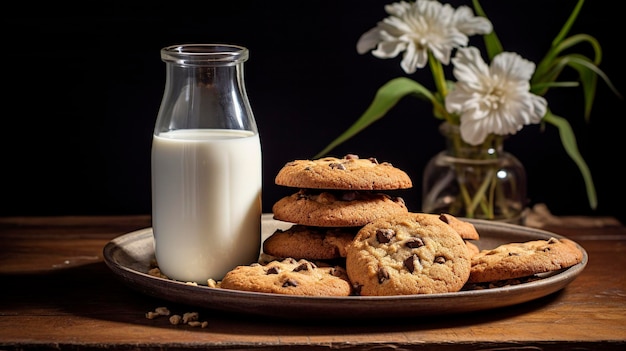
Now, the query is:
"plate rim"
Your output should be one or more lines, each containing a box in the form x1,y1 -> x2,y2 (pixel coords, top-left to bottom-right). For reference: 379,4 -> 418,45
102,218 -> 588,319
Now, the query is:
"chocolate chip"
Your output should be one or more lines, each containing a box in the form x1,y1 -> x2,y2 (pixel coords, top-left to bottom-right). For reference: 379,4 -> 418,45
376,228 -> 395,243
266,266 -> 280,275
377,267 -> 390,284
548,237 -> 559,244
345,154 -> 359,160
438,213 -> 450,224
329,267 -> 345,278
282,279 -> 298,287
393,197 -> 406,206
434,256 -> 446,264
404,254 -> 421,273
508,252 -> 520,256
329,162 -> 346,170
341,191 -> 358,201
405,237 -> 425,248
293,262 -> 312,272
368,157 -> 378,164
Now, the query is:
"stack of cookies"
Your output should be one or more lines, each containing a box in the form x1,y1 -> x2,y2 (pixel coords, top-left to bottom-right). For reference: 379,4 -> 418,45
265,154 -> 412,262
220,154 -> 413,296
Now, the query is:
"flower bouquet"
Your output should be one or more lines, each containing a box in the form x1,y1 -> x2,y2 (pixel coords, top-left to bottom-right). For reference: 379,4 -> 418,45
315,0 -> 620,220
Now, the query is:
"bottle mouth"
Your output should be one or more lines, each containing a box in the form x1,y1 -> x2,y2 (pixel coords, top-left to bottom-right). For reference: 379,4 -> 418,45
161,44 -> 248,66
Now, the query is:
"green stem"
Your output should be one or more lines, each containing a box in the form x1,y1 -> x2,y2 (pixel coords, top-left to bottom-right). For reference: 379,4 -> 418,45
459,181 -> 474,217
449,130 -> 503,219
428,53 -> 447,97
428,53 -> 455,123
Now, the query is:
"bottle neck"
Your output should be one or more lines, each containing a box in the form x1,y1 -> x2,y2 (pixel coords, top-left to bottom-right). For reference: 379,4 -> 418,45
155,44 -> 256,134
165,64 -> 241,91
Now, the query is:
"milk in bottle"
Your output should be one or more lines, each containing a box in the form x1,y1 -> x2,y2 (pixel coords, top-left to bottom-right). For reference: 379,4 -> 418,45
151,44 -> 262,283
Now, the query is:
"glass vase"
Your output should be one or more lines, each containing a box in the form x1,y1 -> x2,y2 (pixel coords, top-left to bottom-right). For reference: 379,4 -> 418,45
422,123 -> 527,223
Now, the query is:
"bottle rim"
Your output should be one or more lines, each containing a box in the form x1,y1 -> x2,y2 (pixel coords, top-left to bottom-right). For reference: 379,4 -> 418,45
161,44 -> 248,66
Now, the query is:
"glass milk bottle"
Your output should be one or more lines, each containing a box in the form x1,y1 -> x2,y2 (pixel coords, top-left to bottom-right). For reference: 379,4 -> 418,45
151,44 -> 262,284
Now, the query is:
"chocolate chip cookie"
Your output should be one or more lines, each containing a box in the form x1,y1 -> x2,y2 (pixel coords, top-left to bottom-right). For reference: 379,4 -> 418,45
346,212 -> 471,296
263,225 -> 358,260
220,258 -> 352,296
468,237 -> 584,283
274,154 -> 413,190
272,189 -> 409,227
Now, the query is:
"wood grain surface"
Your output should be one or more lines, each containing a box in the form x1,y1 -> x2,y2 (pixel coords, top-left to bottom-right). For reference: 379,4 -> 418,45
1,215 -> 625,350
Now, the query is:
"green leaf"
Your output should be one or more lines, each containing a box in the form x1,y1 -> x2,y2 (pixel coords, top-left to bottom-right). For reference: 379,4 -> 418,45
543,111 -> 597,210
533,34 -> 599,87
534,0 -> 585,78
532,81 -> 579,93
533,0 -> 597,82
557,34 -> 603,66
551,0 -> 585,46
567,56 -> 599,120
535,33 -> 602,82
532,53 -> 622,119
314,77 -> 436,158
532,56 -> 570,94
568,56 -> 623,117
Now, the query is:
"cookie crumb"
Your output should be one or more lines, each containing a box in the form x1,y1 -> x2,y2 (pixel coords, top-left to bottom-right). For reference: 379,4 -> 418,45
182,312 -> 199,324
169,314 -> 182,325
155,307 -> 170,316
147,267 -> 168,279
145,311 -> 160,319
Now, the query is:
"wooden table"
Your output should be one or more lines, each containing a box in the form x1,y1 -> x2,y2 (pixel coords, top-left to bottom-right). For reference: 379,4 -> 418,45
1,215 -> 625,350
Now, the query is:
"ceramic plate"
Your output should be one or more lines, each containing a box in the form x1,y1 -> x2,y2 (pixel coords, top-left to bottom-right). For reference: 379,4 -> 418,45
103,214 -> 587,319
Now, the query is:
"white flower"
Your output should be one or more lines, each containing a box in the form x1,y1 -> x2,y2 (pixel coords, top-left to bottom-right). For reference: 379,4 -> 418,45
445,47 -> 548,145
356,0 -> 492,74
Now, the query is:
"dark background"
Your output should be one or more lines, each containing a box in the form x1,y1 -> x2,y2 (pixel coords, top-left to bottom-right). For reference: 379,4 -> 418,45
3,0 -> 625,223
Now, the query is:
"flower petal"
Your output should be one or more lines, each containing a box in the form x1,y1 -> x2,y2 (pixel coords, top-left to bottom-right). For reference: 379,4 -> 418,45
384,0 -> 413,17
357,27 -> 383,55
400,40 -> 427,73
453,6 -> 493,35
446,47 -> 547,145
372,35 -> 408,59
451,47 -> 490,86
